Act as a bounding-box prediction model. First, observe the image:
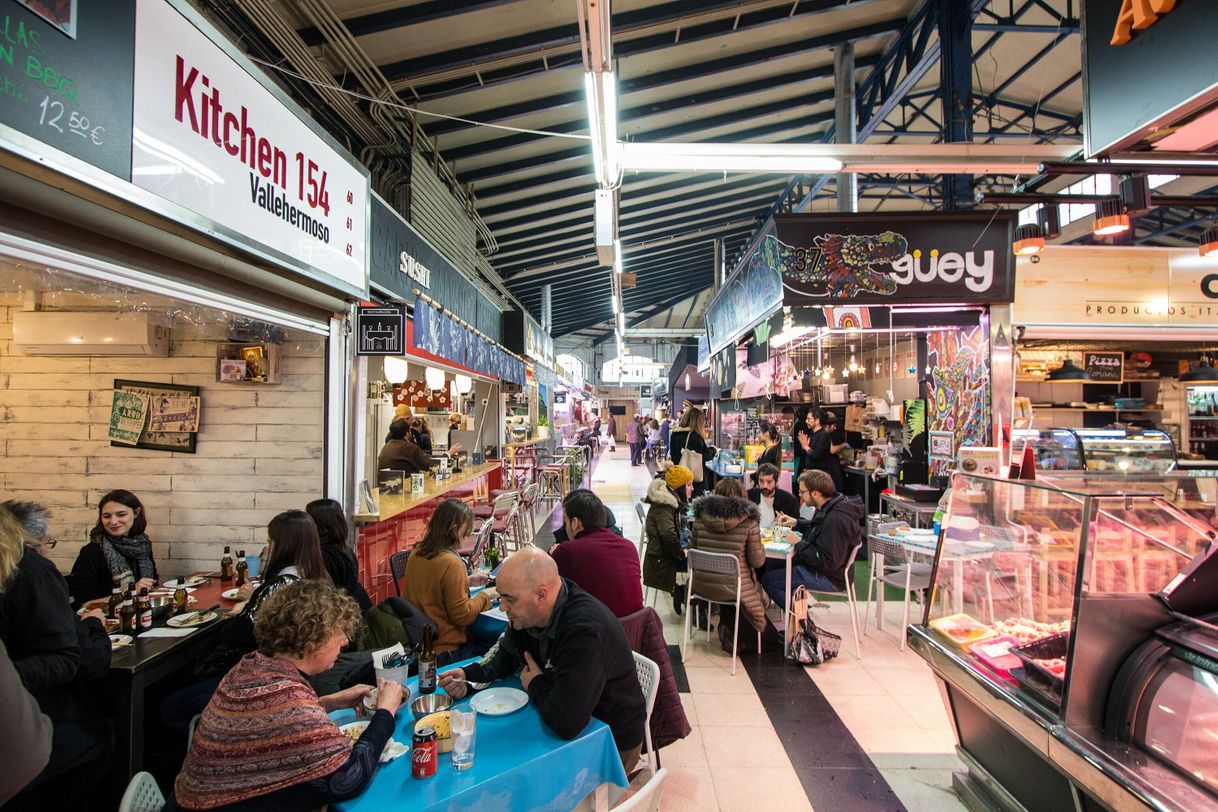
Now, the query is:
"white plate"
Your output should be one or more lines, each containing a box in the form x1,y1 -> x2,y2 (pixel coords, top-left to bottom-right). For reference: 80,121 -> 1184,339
470,687 -> 528,716
340,721 -> 406,762
167,610 -> 217,628
164,576 -> 208,588
221,588 -> 241,600
109,634 -> 133,648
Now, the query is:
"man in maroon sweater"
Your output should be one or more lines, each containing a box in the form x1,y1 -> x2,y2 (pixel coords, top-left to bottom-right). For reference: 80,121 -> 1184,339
550,490 -> 643,618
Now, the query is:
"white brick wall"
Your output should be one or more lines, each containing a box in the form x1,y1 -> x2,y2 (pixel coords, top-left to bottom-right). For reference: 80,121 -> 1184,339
0,304 -> 326,580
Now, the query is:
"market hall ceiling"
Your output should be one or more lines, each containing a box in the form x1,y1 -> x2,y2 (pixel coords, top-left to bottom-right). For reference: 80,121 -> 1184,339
209,0 -> 1089,339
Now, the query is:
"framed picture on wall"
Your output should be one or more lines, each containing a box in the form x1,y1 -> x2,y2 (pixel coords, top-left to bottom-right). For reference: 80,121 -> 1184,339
111,379 -> 201,454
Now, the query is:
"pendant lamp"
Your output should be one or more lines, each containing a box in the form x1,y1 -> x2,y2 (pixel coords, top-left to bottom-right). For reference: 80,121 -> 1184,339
1181,360 -> 1218,382
1047,359 -> 1091,381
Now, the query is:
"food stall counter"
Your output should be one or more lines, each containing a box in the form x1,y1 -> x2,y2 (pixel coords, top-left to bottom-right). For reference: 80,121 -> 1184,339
354,461 -> 501,524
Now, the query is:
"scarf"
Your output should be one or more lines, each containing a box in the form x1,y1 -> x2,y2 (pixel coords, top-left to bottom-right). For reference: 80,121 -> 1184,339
94,534 -> 156,582
174,652 -> 352,809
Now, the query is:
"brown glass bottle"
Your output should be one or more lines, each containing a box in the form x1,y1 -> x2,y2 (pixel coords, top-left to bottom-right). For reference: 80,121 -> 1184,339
220,546 -> 235,581
119,600 -> 136,634
136,588 -> 153,631
418,624 -> 437,695
235,550 -> 248,587
107,586 -> 123,619
173,588 -> 189,615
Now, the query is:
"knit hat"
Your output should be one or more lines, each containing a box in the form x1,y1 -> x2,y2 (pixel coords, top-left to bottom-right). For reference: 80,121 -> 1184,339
394,404 -> 413,419
665,465 -> 694,489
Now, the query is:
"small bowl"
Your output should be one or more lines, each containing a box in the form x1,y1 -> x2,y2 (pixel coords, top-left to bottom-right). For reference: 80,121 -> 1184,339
410,693 -> 452,720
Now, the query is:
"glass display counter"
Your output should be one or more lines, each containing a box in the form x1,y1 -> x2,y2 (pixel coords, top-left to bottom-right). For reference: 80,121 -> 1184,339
909,473 -> 1218,812
1012,427 -> 1177,474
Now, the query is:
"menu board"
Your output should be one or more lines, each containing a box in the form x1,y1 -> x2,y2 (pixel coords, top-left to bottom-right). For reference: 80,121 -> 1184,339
1084,352 -> 1124,382
0,1 -> 135,179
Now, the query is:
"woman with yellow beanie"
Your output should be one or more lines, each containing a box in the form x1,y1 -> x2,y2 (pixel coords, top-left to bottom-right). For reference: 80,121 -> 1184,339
643,464 -> 693,617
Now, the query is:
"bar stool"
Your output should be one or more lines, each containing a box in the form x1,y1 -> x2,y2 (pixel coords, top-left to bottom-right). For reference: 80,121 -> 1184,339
473,491 -> 517,526
517,481 -> 541,543
537,464 -> 565,509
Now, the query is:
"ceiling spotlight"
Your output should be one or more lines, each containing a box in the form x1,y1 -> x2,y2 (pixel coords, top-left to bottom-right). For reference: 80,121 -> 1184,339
1013,223 -> 1045,255
1201,227 -> 1218,258
1093,196 -> 1131,237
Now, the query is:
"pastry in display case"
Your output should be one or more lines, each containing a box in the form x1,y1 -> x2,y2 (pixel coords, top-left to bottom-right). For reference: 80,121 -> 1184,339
910,472 -> 1218,811
1011,427 -> 1176,474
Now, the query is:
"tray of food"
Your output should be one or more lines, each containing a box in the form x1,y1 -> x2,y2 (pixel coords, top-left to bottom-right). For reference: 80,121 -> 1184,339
1009,632 -> 1069,710
968,635 -> 1021,680
929,613 -> 996,648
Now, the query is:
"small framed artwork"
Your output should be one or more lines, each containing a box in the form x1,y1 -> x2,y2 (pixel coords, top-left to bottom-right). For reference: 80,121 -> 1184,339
928,430 -> 955,463
219,358 -> 247,382
241,346 -> 267,381
111,379 -> 200,453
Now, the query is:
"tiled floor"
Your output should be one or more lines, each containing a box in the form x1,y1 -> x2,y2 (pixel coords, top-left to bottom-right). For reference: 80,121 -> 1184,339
578,447 -> 968,812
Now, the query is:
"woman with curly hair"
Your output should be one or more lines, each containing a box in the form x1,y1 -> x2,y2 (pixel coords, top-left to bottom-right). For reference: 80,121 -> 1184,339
168,580 -> 405,811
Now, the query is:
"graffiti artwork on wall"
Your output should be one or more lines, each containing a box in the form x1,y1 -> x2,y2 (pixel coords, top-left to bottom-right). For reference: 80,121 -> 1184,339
926,326 -> 992,477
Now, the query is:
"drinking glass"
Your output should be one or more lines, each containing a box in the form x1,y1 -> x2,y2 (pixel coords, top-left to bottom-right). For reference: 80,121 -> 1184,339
451,707 -> 476,770
245,554 -> 261,579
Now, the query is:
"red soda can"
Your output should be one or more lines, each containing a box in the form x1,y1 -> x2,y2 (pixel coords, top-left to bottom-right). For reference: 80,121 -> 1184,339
412,725 -> 438,779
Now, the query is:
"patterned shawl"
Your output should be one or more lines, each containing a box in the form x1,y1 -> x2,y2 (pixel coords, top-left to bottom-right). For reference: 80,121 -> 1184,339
93,533 -> 156,583
174,653 -> 352,809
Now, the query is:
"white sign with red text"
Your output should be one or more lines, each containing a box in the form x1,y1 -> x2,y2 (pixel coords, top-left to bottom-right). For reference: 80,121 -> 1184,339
131,0 -> 367,295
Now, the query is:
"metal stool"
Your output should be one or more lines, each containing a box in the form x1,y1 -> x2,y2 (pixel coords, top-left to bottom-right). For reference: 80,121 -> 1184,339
537,465 -> 565,508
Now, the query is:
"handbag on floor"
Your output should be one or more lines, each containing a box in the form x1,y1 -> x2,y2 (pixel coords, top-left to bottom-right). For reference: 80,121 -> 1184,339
787,586 -> 841,666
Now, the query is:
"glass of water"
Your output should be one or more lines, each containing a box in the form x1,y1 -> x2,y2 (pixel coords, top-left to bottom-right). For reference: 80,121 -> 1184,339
451,707 -> 476,770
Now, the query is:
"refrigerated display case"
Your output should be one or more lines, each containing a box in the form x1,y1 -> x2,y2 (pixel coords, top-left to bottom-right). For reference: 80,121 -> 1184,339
1012,427 -> 1177,474
909,473 -> 1218,812
1184,384 -> 1218,460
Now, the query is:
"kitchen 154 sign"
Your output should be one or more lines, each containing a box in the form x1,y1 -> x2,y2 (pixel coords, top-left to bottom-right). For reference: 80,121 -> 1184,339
773,212 -> 1015,306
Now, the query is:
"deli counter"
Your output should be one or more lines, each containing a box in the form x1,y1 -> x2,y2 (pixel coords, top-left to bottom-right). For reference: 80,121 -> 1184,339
909,473 -> 1218,812
1011,428 -> 1177,474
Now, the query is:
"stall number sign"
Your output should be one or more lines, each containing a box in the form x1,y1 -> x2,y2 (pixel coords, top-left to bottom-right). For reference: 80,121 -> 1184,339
356,305 -> 405,356
130,0 -> 368,295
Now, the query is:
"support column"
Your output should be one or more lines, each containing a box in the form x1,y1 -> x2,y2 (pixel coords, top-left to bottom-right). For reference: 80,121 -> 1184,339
939,0 -> 974,210
834,42 -> 857,213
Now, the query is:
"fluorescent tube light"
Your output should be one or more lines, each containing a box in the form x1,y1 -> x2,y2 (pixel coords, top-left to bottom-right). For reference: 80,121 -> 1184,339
621,142 -> 842,174
613,239 -> 623,274
584,71 -> 621,187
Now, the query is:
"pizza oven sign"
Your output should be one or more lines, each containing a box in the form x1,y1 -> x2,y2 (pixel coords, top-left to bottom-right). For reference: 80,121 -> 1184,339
773,212 -> 1015,306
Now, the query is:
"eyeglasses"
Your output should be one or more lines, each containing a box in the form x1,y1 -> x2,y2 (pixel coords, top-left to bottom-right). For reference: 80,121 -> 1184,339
44,538 -> 58,548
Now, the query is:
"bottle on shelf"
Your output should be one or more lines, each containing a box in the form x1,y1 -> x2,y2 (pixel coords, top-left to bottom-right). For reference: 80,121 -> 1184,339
136,588 -> 153,631
235,550 -> 248,588
418,624 -> 437,695
220,546 -> 234,581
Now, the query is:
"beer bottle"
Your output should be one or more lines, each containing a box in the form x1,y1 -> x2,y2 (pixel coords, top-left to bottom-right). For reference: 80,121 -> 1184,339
136,588 -> 153,631
107,586 -> 123,619
220,546 -> 235,581
119,600 -> 136,634
418,624 -> 437,695
235,550 -> 248,587
173,587 -> 188,615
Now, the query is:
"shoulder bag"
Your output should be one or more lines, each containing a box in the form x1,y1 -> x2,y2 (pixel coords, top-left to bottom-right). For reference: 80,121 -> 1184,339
787,586 -> 841,665
677,433 -> 704,482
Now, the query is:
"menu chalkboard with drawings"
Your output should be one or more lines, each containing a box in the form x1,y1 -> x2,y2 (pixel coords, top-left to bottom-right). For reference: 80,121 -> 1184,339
1084,352 -> 1124,382
0,1 -> 135,180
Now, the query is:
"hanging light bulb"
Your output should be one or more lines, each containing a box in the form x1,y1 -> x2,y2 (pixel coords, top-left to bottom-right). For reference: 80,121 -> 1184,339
383,356 -> 408,384
424,365 -> 445,390
455,374 -> 473,394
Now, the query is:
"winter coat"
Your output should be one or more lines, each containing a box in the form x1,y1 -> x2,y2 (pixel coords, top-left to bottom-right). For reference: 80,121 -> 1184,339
357,597 -> 438,653
689,495 -> 767,633
551,528 -> 643,618
320,545 -> 372,612
668,428 -> 716,490
793,494 -> 865,590
618,607 -> 691,751
626,419 -> 641,444
643,478 -> 684,594
376,438 -> 431,475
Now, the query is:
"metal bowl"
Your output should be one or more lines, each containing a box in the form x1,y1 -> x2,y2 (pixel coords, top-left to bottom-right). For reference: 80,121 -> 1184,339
410,693 -> 452,720
148,594 -> 174,622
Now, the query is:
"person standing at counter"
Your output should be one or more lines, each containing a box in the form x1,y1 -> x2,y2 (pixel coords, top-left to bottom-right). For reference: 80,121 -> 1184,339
377,419 -> 432,475
792,407 -> 815,483
626,414 -> 642,466
669,407 -> 717,496
70,489 -> 158,604
756,421 -> 783,470
800,409 -> 844,495
409,417 -> 433,455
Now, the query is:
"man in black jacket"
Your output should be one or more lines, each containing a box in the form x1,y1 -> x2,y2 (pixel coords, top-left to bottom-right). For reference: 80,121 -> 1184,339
438,547 -> 646,770
768,470 -> 863,604
747,463 -> 800,529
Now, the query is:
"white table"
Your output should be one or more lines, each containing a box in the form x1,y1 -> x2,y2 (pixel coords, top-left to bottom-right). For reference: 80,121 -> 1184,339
763,539 -> 794,653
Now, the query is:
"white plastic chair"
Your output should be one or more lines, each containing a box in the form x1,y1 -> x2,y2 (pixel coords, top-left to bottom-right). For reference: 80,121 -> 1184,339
866,535 -> 933,651
615,768 -> 669,812
632,652 -> 660,778
805,543 -> 864,659
681,548 -> 759,676
118,772 -> 164,812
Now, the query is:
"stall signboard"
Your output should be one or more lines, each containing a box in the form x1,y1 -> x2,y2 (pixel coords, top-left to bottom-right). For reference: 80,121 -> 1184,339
774,212 -> 1016,306
696,334 -> 710,372
0,0 -> 135,179
1084,352 -> 1125,382
130,0 -> 369,297
355,305 -> 405,356
1015,246 -> 1218,326
372,195 -> 503,341
524,317 -> 554,367
1083,0 -> 1218,156
705,220 -> 782,356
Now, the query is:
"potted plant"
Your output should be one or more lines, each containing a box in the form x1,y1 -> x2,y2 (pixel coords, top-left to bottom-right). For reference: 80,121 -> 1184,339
536,415 -> 550,440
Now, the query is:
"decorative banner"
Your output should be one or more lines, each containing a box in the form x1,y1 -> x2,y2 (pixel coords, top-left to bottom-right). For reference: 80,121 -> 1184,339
131,0 -> 368,296
108,390 -> 148,445
926,326 -> 991,478
411,296 -> 441,356
773,212 -> 1015,306
393,380 -> 452,410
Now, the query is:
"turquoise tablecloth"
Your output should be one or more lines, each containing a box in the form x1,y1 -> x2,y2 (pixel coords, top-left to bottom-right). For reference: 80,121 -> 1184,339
332,660 -> 628,812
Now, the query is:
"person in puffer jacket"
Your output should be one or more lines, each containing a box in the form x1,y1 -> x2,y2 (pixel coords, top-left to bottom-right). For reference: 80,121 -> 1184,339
689,480 -> 768,635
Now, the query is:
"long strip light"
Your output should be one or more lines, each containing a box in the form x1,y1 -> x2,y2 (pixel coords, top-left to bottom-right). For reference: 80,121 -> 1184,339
621,142 -> 842,174
584,70 -> 621,187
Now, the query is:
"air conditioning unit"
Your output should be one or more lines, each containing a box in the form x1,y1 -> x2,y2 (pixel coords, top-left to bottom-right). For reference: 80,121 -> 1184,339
12,311 -> 169,356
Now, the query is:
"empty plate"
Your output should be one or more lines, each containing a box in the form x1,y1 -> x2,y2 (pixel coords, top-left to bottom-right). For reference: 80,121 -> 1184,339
167,610 -> 217,628
109,634 -> 133,648
221,588 -> 241,600
470,687 -> 528,716
164,576 -> 208,588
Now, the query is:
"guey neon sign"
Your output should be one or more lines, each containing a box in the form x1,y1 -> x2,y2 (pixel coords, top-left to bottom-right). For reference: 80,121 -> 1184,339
1111,0 -> 1179,46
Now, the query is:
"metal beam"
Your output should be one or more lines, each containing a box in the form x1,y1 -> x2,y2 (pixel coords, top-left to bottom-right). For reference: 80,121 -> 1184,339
939,0 -> 974,209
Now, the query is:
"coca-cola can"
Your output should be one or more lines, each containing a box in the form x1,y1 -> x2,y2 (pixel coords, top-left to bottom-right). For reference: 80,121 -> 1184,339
412,725 -> 438,779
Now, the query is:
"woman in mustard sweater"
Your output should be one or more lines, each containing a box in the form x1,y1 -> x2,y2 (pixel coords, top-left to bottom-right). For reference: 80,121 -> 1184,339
402,499 -> 497,665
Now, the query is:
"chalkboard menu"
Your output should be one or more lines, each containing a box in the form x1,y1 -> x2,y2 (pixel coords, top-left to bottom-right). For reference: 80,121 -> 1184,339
0,1 -> 135,179
1084,352 -> 1124,382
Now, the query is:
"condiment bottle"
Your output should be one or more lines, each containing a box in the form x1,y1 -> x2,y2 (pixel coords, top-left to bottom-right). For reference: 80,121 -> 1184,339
235,550 -> 248,587
418,625 -> 437,695
173,587 -> 188,615
119,601 -> 136,634
220,546 -> 235,581
136,588 -> 153,631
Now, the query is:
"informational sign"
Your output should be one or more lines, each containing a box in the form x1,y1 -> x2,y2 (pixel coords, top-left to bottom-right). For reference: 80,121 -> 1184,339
774,212 -> 1016,306
131,0 -> 368,296
1084,352 -> 1125,382
0,0 -> 135,179
1083,0 -> 1218,156
705,221 -> 782,355
355,305 -> 405,356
